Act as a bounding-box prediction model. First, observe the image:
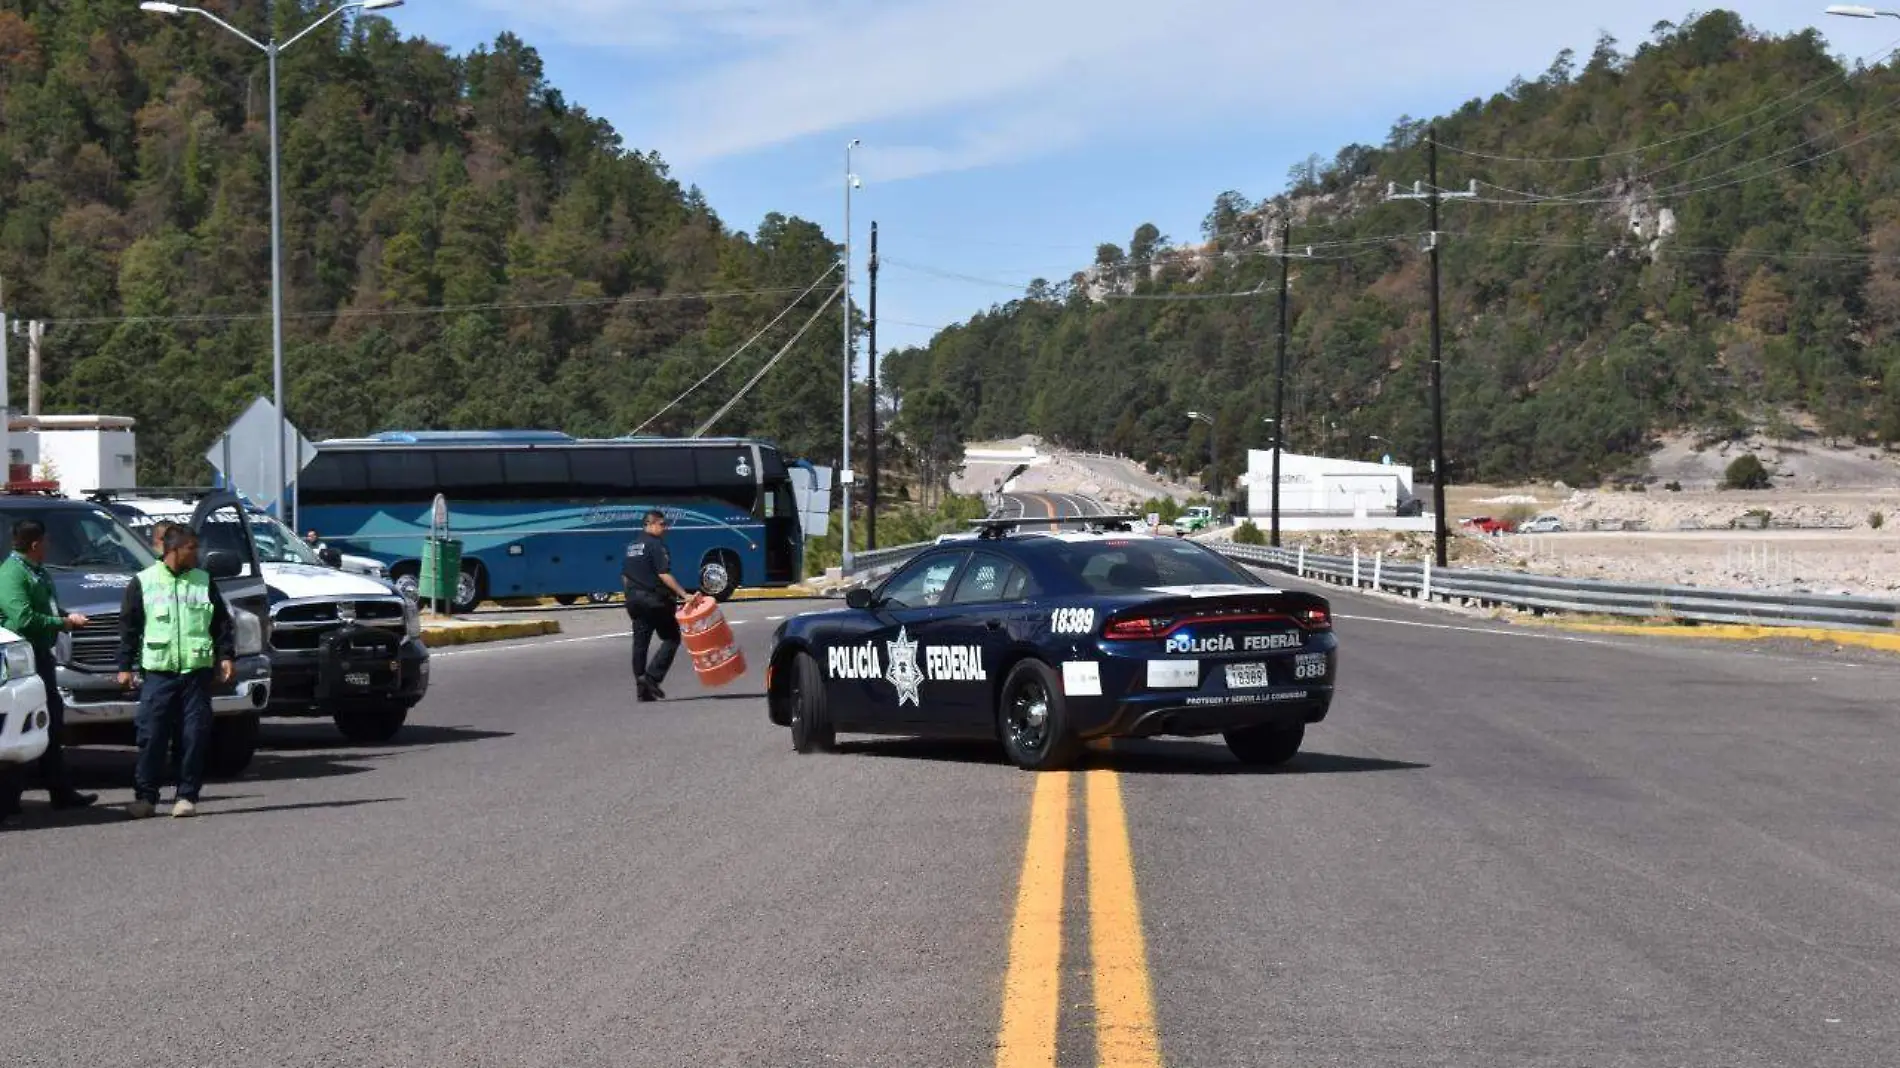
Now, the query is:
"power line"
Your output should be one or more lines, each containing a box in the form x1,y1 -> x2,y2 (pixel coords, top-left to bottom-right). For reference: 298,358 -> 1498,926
882,234 -> 1425,294
695,284 -> 845,437
1450,232 -> 1900,265
1462,99 -> 1900,207
632,263 -> 841,435
1470,93 -> 1900,206
36,284 -> 819,328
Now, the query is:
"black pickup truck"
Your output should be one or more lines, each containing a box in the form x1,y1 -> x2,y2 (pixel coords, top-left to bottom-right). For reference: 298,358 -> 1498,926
0,490 -> 273,777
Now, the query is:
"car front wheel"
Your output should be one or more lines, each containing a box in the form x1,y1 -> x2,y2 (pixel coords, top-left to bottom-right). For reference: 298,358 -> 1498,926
205,712 -> 260,779
997,661 -> 1081,771
788,652 -> 834,754
1224,722 -> 1303,766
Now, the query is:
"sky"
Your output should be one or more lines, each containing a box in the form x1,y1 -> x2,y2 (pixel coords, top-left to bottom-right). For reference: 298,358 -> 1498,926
391,1 -> 1862,358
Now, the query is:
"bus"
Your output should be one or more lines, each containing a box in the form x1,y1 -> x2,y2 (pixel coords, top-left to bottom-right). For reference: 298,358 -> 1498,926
293,432 -> 807,611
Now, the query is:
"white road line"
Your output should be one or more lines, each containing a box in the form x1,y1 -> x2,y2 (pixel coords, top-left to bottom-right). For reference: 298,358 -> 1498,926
1336,611 -> 1876,671
1335,613 -> 1620,646
767,615 -> 785,621
430,630 -> 631,659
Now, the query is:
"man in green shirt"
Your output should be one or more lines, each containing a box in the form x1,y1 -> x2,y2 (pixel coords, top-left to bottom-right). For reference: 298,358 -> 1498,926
0,519 -> 99,813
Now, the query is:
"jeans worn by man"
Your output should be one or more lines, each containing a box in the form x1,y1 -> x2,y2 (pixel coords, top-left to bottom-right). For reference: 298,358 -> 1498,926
133,669 -> 213,810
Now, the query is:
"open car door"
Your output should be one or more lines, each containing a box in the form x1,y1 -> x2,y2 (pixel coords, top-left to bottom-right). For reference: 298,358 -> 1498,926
189,492 -> 271,627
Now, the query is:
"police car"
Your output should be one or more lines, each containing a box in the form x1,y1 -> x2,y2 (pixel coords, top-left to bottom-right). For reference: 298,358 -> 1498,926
765,516 -> 1337,770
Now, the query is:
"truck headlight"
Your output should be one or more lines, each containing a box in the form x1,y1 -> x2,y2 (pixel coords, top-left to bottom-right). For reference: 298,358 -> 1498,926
234,607 -> 264,657
403,599 -> 421,639
0,640 -> 34,682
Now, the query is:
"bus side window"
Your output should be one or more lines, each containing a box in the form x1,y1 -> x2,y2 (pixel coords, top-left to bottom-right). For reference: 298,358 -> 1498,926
434,451 -> 504,495
633,450 -> 695,492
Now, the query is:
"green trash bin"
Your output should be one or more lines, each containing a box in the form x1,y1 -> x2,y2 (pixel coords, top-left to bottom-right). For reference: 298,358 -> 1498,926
419,536 -> 463,609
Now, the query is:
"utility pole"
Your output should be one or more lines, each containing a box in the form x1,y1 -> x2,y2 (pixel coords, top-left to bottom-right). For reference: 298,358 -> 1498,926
1272,217 -> 1290,548
867,220 -> 879,550
27,320 -> 43,416
841,140 -> 860,572
1386,126 -> 1475,568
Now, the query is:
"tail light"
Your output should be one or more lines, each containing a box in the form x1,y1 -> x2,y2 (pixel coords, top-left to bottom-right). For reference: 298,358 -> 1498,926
1102,616 -> 1165,641
1300,606 -> 1331,630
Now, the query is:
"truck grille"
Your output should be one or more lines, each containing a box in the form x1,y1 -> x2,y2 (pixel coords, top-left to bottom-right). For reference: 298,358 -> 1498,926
69,613 -> 123,671
271,599 -> 406,651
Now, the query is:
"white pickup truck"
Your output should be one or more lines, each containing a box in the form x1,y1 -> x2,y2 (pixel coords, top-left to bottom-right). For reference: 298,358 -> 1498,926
0,625 -> 50,819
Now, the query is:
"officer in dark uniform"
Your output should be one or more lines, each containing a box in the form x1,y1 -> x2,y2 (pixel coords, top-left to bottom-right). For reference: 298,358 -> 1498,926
621,510 -> 703,702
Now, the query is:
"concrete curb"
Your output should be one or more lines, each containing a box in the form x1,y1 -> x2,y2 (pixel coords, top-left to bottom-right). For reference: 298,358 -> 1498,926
1536,620 -> 1900,654
421,619 -> 562,648
732,587 -> 821,601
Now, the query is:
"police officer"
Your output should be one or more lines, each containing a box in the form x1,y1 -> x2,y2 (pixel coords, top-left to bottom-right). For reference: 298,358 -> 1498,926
0,519 -> 99,815
621,510 -> 703,702
116,525 -> 235,819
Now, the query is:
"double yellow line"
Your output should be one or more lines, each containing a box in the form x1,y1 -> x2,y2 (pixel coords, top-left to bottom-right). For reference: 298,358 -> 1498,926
996,769 -> 1162,1067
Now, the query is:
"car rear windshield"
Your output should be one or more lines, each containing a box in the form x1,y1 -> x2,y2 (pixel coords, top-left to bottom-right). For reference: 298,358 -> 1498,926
1037,538 -> 1262,593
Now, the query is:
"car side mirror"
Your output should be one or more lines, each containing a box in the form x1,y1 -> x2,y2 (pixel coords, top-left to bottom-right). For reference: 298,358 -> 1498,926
845,587 -> 875,610
319,547 -> 343,568
203,549 -> 242,580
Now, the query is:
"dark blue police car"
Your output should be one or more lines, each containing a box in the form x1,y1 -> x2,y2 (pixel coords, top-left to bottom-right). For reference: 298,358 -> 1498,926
765,517 -> 1337,770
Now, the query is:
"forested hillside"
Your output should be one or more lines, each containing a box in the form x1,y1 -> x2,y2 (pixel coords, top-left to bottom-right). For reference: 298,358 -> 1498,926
0,1 -> 851,482
884,10 -> 1900,486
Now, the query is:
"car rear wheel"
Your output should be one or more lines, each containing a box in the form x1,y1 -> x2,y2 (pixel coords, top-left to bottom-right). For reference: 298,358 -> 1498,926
205,712 -> 260,779
334,703 -> 409,744
0,770 -> 22,818
1224,722 -> 1303,767
997,661 -> 1081,771
787,652 -> 834,753
554,594 -> 581,606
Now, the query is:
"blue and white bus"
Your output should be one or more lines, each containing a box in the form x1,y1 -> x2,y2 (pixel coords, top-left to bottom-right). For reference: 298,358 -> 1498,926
294,432 -> 807,611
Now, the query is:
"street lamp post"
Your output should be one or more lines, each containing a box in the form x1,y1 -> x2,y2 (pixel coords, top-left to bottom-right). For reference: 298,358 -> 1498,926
841,139 -> 860,572
1187,411 -> 1217,509
141,1 -> 404,523
1826,5 -> 1900,18
1262,417 -> 1280,543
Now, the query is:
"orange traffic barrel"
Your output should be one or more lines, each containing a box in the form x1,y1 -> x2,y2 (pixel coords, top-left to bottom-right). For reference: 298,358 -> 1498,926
676,596 -> 746,688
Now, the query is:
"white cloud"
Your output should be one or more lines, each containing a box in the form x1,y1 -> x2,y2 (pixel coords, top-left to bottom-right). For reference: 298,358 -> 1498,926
471,1 -> 1842,182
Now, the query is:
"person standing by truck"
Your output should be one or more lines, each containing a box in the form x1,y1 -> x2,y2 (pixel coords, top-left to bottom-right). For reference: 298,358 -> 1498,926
0,520 -> 99,811
115,525 -> 236,819
621,510 -> 703,702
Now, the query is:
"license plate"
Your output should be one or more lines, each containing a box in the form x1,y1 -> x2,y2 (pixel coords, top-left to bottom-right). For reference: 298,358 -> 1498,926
1224,662 -> 1270,689
344,672 -> 372,688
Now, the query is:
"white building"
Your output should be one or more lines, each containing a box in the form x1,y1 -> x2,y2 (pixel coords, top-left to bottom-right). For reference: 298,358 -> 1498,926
1239,449 -> 1433,531
10,415 -> 138,494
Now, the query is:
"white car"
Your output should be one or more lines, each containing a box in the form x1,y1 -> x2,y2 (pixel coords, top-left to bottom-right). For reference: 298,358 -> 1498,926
1518,514 -> 1565,534
0,626 -> 51,816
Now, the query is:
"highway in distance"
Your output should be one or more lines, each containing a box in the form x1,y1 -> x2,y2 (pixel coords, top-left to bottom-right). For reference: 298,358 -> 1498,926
3,575 -> 1898,1066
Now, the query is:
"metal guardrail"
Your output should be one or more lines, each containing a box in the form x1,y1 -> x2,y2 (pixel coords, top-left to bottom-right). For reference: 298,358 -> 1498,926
839,536 -> 1900,633
1215,543 -> 1900,632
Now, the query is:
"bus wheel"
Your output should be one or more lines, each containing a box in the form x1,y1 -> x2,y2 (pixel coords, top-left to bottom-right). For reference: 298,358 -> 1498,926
452,563 -> 484,614
390,563 -> 421,601
699,553 -> 740,602
554,594 -> 580,606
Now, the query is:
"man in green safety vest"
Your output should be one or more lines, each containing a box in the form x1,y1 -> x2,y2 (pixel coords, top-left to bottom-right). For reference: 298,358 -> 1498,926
0,518 -> 100,816
114,524 -> 235,819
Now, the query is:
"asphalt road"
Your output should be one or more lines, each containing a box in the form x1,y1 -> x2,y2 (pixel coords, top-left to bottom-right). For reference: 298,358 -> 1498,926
1000,491 -> 1103,525
6,578 -> 1900,1066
